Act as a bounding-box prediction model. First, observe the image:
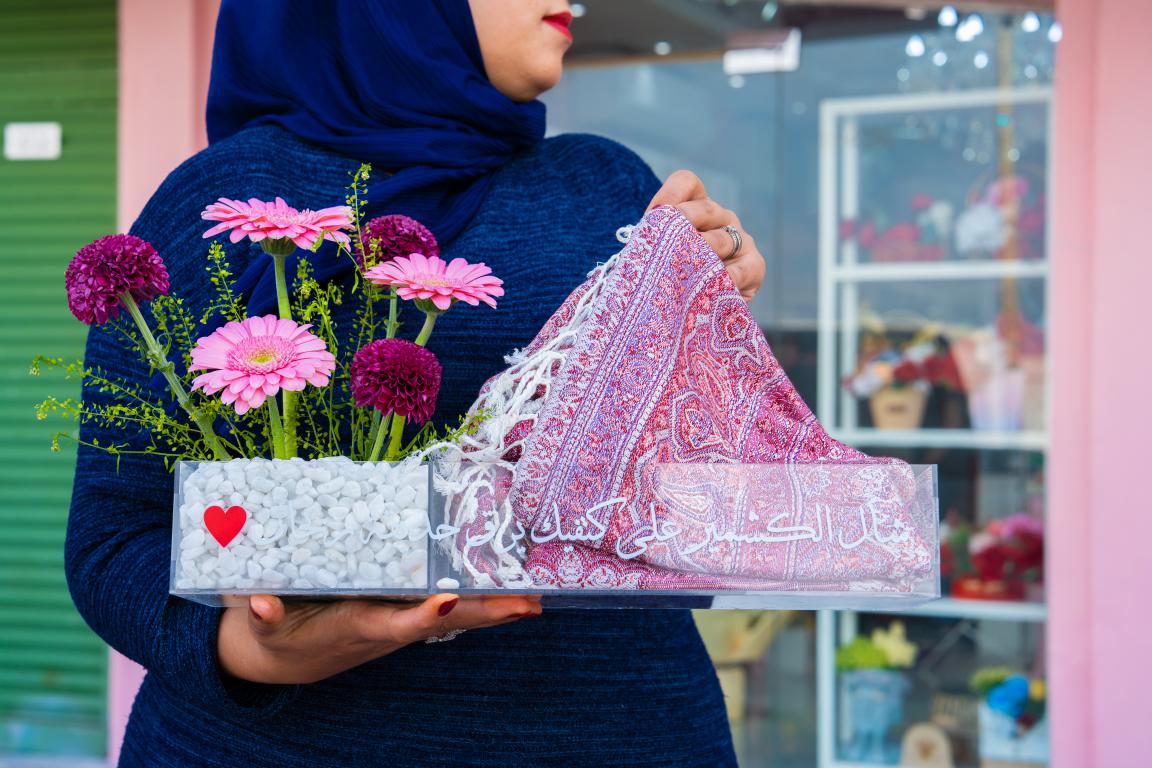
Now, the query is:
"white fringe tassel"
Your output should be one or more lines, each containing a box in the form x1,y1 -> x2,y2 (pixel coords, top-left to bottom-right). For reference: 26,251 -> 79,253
415,225 -> 635,587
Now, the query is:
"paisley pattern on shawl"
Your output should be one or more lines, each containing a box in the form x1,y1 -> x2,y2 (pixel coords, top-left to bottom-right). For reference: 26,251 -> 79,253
439,205 -> 934,591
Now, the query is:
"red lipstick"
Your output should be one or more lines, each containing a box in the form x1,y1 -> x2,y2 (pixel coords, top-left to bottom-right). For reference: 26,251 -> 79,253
543,11 -> 574,42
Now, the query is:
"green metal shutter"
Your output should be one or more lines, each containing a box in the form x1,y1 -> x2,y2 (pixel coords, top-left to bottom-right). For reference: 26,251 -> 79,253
0,0 -> 116,758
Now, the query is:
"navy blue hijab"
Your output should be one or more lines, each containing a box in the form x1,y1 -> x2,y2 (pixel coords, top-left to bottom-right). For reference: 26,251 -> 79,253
206,0 -> 547,316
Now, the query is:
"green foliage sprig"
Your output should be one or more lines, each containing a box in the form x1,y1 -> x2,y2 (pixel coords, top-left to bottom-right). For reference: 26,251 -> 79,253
35,163 -> 478,469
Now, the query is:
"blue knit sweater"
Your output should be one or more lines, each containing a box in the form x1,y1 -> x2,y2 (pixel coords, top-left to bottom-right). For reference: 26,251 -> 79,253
66,126 -> 736,767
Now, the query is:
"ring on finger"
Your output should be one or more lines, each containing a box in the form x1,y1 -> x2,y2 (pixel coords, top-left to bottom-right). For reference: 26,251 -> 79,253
722,225 -> 743,260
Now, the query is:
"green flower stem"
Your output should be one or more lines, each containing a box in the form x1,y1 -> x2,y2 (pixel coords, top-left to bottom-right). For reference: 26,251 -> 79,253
383,412 -> 407,462
368,411 -> 392,463
414,313 -> 437,347
270,251 -> 293,318
268,247 -> 299,458
386,287 -> 399,339
265,395 -> 286,460
363,410 -> 383,461
120,293 -> 229,460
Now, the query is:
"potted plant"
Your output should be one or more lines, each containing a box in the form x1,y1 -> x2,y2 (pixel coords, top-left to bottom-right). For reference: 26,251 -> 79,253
845,330 -> 964,430
39,166 -> 500,601
970,668 -> 1049,765
836,622 -> 918,764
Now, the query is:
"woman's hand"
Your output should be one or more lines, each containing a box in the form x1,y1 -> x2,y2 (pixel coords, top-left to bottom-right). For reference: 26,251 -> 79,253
218,593 -> 541,685
646,170 -> 767,302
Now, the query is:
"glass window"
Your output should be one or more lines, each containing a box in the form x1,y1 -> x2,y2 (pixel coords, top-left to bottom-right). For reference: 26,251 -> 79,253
547,4 -> 1057,765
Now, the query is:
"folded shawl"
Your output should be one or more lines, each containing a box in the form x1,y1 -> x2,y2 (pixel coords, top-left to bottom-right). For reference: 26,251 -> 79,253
431,205 -> 935,592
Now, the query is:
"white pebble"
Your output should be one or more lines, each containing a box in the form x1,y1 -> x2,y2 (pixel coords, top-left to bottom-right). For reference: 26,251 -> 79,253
317,477 -> 346,495
436,577 -> 461,589
178,458 -> 433,594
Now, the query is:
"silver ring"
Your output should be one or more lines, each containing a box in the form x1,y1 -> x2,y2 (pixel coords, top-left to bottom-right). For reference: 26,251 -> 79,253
424,628 -> 466,643
722,225 -> 743,259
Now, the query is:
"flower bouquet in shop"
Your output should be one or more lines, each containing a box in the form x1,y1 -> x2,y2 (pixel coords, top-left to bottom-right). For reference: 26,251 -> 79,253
39,169 -> 941,608
943,514 -> 1044,602
970,668 -> 1049,764
840,193 -> 955,263
844,325 -> 965,430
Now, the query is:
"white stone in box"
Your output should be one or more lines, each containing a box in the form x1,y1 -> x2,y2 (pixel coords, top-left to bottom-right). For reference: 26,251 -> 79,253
171,457 -> 431,598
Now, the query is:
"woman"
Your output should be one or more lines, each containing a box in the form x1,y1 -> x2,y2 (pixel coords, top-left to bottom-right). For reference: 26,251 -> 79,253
67,1 -> 766,765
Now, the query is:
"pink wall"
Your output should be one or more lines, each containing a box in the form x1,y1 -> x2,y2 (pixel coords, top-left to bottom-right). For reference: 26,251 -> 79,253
112,0 -> 218,761
111,0 -> 1152,764
1050,0 -> 1152,766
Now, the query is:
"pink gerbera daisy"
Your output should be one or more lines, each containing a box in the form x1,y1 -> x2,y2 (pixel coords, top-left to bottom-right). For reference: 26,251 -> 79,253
364,253 -> 504,311
189,315 -> 336,415
201,197 -> 353,250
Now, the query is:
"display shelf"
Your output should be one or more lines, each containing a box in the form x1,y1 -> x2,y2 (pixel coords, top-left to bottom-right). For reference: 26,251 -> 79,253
830,428 -> 1047,451
816,86 -> 1052,768
831,259 -> 1049,283
869,597 -> 1047,623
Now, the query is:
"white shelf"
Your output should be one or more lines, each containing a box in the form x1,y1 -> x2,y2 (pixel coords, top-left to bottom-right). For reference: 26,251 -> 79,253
831,260 -> 1049,283
865,597 -> 1048,623
816,86 -> 1055,768
832,428 -> 1048,451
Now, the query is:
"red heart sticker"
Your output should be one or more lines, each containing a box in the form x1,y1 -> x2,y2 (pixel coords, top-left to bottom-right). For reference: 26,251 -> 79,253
203,505 -> 247,548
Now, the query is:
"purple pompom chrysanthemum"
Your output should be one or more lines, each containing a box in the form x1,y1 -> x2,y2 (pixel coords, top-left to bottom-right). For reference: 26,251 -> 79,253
357,215 -> 439,269
65,234 -> 170,325
350,338 -> 442,425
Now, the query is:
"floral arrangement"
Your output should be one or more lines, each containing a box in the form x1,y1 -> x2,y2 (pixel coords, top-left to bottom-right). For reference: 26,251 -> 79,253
35,165 -> 500,466
840,193 -> 954,263
954,174 -> 1045,260
969,514 -> 1044,584
971,667 -> 1047,735
942,514 -> 1044,600
844,331 -> 964,400
835,621 -> 918,671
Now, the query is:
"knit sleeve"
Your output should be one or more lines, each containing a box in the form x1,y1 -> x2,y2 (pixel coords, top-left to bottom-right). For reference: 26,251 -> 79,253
64,159 -> 302,720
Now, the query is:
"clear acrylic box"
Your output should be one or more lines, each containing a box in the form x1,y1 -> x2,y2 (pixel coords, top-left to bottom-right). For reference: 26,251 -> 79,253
171,459 -> 939,609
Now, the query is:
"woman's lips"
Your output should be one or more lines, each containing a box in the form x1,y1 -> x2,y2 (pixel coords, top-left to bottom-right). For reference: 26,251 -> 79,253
543,12 -> 574,42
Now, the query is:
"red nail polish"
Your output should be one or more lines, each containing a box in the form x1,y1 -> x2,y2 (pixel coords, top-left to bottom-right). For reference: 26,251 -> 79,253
437,598 -> 459,616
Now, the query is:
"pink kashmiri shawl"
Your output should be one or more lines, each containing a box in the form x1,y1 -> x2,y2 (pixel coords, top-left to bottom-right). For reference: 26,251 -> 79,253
433,205 -> 936,593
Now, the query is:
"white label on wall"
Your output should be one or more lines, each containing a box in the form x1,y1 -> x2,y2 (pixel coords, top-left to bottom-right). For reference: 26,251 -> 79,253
723,29 -> 802,75
3,122 -> 62,160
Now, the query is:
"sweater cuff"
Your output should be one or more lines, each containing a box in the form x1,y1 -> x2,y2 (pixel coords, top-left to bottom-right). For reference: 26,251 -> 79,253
165,597 -> 301,720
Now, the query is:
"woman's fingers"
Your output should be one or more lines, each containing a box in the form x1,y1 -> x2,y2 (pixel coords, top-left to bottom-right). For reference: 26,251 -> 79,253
726,251 -> 768,302
646,169 -> 708,212
360,594 -> 542,645
699,225 -> 747,262
696,224 -> 765,301
247,594 -> 285,633
676,199 -> 739,235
